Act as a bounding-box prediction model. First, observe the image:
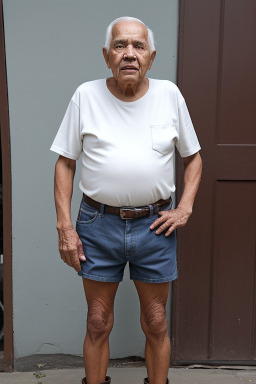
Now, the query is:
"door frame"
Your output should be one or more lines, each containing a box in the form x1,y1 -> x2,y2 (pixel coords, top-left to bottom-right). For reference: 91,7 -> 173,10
0,0 -> 13,372
171,0 -> 189,366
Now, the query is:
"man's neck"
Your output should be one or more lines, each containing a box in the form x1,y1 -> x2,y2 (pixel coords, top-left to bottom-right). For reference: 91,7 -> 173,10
106,77 -> 149,102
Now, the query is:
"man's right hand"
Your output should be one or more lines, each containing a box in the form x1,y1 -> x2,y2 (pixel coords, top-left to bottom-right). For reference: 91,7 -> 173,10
57,226 -> 86,272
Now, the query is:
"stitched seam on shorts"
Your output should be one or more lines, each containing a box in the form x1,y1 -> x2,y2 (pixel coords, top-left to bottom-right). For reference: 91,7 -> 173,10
130,271 -> 178,283
78,271 -> 123,282
124,222 -> 136,256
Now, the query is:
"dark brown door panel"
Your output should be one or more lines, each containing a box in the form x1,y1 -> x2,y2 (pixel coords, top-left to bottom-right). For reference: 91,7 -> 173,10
172,0 -> 256,365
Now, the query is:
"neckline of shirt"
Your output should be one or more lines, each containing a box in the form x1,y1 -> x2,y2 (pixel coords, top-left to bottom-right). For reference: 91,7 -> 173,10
104,78 -> 152,106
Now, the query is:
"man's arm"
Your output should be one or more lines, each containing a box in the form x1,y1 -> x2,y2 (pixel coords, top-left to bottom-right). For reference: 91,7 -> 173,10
54,155 -> 85,272
150,152 -> 202,236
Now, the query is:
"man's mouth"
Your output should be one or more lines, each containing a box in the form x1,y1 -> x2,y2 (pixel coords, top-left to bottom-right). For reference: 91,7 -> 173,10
121,65 -> 139,71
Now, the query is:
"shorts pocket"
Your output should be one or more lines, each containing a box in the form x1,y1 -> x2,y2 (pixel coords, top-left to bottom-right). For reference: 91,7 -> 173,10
77,200 -> 98,224
150,123 -> 178,155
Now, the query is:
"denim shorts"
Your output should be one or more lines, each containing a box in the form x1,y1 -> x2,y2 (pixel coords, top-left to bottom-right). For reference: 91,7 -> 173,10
76,198 -> 178,283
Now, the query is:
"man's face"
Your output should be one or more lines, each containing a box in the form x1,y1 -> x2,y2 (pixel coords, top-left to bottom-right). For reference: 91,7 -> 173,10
103,21 -> 156,85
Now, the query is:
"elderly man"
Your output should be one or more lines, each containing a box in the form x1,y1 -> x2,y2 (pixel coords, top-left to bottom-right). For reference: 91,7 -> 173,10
51,16 -> 202,384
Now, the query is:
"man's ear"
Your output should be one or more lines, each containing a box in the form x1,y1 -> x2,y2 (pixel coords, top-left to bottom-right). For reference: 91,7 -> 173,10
102,47 -> 110,69
148,50 -> 156,70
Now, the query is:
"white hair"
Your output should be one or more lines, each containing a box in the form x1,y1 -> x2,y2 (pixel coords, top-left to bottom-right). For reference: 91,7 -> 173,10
104,16 -> 155,53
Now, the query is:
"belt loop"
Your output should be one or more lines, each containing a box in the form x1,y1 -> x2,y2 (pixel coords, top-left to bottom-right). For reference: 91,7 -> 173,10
99,203 -> 105,218
148,204 -> 154,218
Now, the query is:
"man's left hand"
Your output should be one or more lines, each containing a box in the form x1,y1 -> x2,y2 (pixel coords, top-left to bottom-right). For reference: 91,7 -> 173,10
150,206 -> 192,236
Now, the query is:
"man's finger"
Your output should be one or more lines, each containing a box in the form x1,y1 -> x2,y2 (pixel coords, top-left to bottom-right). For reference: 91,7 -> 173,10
78,239 -> 86,261
63,250 -> 73,267
59,249 -> 68,264
68,249 -> 81,272
155,219 -> 173,235
150,214 -> 168,229
165,224 -> 176,237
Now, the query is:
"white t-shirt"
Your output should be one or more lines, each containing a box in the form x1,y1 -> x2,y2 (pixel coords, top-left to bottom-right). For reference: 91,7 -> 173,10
50,78 -> 201,206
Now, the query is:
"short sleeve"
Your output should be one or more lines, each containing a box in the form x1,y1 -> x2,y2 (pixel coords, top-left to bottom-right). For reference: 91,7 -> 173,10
50,95 -> 82,160
175,91 -> 201,158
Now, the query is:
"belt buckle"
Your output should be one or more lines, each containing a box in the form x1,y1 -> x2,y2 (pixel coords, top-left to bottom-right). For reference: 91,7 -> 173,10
120,207 -> 135,219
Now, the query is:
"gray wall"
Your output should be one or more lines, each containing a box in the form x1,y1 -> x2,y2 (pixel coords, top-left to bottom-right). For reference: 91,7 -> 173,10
3,0 -> 179,359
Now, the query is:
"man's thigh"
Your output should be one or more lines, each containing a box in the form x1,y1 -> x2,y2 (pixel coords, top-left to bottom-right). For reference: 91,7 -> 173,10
133,280 -> 170,311
82,278 -> 119,312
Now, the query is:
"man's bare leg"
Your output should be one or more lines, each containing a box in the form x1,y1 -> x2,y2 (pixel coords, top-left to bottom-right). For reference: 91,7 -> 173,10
134,281 -> 170,384
82,278 -> 119,384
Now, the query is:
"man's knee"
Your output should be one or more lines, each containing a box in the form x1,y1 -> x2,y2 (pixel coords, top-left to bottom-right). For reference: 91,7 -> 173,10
141,301 -> 168,340
87,298 -> 114,343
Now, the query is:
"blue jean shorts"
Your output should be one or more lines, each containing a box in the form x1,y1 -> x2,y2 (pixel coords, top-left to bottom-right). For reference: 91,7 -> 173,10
76,198 -> 178,283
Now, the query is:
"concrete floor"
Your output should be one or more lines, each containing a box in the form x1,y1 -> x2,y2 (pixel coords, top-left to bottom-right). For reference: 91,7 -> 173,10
1,367 -> 256,384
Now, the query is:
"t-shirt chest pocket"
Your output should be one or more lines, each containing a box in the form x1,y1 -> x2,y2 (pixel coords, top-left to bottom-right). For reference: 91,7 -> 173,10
150,123 -> 178,155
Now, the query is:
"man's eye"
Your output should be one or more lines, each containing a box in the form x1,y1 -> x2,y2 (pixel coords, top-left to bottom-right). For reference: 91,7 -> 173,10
116,45 -> 123,49
135,45 -> 144,50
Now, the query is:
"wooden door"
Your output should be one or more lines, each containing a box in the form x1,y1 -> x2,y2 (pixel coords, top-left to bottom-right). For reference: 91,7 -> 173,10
171,0 -> 256,364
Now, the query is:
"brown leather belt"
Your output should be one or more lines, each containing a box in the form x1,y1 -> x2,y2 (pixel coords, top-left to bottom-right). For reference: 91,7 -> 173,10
83,194 -> 172,219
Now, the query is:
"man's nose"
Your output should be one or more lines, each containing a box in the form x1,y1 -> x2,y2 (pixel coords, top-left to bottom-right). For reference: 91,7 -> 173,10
124,45 -> 136,60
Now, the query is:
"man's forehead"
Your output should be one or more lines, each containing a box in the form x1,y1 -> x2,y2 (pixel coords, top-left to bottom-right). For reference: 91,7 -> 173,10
111,21 -> 148,42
